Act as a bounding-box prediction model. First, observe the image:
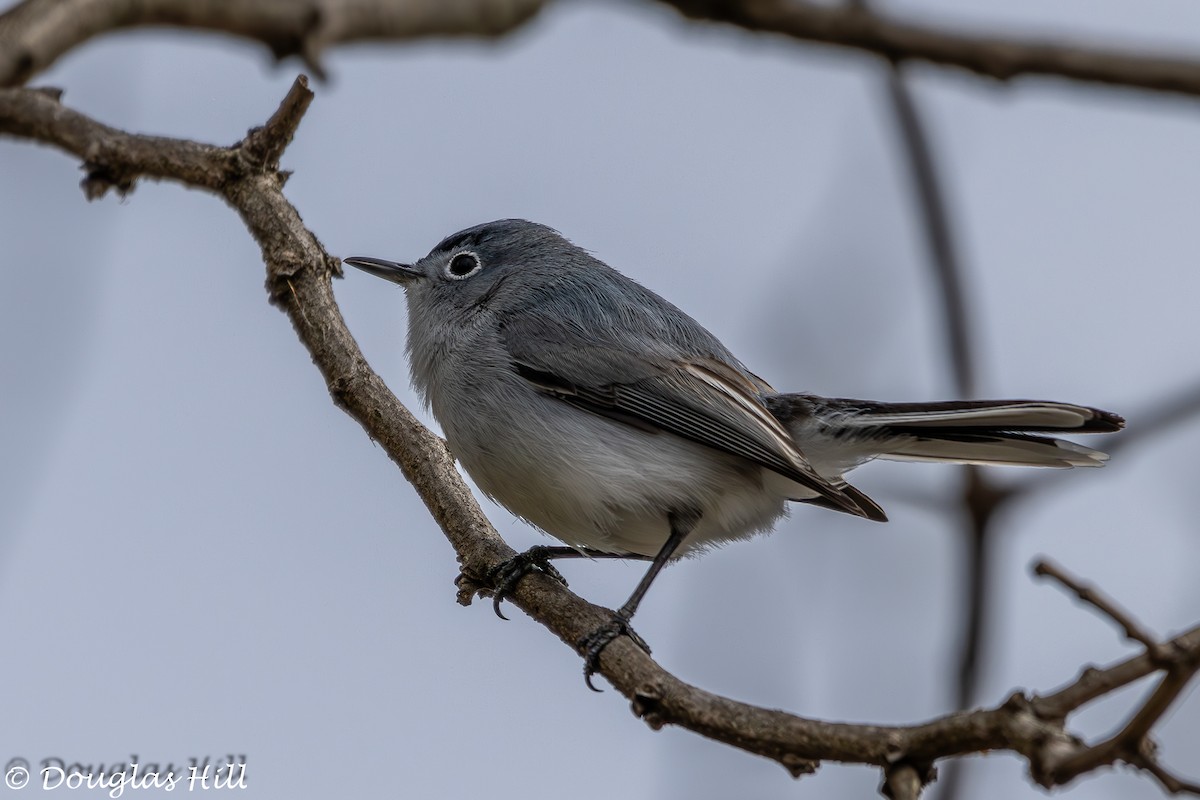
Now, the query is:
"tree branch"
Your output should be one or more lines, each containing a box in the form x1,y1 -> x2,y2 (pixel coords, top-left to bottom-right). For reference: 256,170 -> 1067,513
6,0 -> 1200,101
658,0 -> 1200,99
0,0 -> 546,86
879,64 -> 975,398
1035,558 -> 1165,658
0,83 -> 231,195
241,73 -> 314,170
1032,559 -> 1200,793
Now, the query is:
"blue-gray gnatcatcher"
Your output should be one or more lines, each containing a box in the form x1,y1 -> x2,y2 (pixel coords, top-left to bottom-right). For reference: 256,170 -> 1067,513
345,219 -> 1123,686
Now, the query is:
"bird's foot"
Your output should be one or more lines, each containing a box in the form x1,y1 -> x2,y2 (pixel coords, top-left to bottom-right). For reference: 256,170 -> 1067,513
484,546 -> 569,620
578,612 -> 650,692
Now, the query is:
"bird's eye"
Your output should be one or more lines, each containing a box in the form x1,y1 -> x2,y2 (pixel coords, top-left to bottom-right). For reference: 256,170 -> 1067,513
446,252 -> 481,279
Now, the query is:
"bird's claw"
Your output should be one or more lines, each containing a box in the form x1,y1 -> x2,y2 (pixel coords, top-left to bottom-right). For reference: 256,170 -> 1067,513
485,546 -> 568,620
578,613 -> 650,692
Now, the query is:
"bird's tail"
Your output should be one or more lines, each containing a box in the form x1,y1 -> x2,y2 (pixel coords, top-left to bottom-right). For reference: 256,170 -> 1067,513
768,396 -> 1125,469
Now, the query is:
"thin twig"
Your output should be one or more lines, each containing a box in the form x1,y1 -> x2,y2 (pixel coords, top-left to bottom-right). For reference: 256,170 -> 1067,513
1031,558 -> 1200,793
1035,635 -> 1193,723
1033,558 -> 1164,657
241,74 -> 314,170
1141,758 -> 1200,795
880,65 -> 975,397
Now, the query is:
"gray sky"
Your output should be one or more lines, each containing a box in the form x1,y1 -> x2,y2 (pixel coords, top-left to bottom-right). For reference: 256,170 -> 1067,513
2,1 -> 1199,798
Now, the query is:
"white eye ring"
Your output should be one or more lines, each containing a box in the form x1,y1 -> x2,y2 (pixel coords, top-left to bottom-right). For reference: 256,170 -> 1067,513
445,251 -> 482,280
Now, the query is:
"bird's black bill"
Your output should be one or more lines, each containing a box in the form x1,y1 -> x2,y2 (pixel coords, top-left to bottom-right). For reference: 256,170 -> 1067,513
343,256 -> 421,284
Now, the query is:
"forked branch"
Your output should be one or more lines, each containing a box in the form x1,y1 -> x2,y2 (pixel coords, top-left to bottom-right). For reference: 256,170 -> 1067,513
1032,559 -> 1200,793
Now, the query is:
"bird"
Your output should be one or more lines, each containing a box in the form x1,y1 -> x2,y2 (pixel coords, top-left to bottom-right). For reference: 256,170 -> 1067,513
344,219 -> 1123,688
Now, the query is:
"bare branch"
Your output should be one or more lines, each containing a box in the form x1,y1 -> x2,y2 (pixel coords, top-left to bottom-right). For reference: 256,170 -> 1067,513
1040,660 -> 1200,791
1142,758 -> 1200,796
0,85 -> 232,195
658,0 -> 1200,99
241,74 -> 314,171
1031,560 -> 1200,793
0,0 -> 546,86
6,0 -> 1200,102
5,74 -> 1199,797
1034,558 -> 1164,657
881,67 -> 975,397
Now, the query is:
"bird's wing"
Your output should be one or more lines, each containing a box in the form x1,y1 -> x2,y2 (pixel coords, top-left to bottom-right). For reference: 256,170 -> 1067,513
498,315 -> 871,518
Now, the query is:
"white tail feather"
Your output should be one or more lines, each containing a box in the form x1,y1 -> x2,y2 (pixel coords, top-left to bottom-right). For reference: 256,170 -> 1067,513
878,435 -> 1108,468
844,402 -> 1095,429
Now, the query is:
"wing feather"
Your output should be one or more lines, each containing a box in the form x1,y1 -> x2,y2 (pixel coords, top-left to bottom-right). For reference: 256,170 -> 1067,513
499,316 -> 869,518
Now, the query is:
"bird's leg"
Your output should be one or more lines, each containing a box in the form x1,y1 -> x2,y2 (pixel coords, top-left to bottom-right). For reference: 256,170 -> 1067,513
484,545 -> 651,620
579,508 -> 700,692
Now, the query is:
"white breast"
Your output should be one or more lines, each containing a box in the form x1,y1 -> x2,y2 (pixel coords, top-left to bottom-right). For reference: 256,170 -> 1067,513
436,367 -> 793,557
407,303 -> 799,557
